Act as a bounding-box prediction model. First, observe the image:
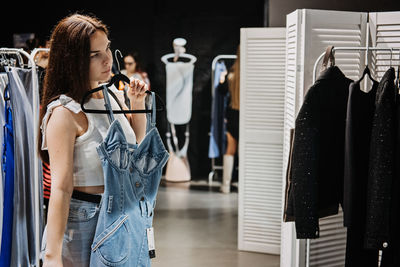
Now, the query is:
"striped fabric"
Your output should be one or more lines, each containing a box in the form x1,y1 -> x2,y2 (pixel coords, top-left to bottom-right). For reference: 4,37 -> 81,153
43,162 -> 51,199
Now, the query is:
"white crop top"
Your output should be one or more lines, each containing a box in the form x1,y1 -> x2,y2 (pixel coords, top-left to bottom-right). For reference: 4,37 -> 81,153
41,88 -> 136,187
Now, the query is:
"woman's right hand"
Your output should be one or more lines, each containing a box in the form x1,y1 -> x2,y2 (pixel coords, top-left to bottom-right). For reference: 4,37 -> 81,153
43,255 -> 63,267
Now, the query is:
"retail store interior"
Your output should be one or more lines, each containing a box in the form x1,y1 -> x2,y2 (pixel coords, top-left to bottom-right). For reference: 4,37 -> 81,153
1,1 -> 400,267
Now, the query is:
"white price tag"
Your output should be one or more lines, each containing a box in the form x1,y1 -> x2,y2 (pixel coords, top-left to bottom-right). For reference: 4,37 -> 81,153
147,227 -> 156,258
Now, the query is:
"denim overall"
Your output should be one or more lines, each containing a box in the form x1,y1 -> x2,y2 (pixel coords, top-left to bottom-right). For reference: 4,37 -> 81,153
90,87 -> 169,267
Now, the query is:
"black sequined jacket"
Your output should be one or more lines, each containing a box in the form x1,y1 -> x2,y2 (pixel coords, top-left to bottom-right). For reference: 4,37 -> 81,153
365,67 -> 396,250
285,66 -> 353,239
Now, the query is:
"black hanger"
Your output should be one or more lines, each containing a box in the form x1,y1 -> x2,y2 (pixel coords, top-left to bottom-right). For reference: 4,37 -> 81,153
80,77 -> 165,114
107,49 -> 130,88
357,65 -> 378,84
107,72 -> 130,88
0,58 -> 9,101
80,84 -> 165,114
81,49 -> 165,114
0,55 -> 7,73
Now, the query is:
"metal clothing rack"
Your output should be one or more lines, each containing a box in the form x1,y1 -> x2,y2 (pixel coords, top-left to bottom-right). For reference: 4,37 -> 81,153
208,54 -> 237,185
309,44 -> 400,267
0,47 -> 47,267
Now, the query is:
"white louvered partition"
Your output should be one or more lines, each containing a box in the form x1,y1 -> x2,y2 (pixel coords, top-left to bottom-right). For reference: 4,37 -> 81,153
238,27 -> 286,254
281,9 -> 368,267
370,11 -> 400,81
281,10 -> 303,267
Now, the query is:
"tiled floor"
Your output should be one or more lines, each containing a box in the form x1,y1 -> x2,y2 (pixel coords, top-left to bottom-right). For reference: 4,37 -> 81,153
151,181 -> 280,267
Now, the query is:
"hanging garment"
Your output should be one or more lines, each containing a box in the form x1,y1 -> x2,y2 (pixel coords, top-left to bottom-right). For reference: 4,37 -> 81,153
165,61 -> 194,125
286,66 -> 352,239
6,67 -> 42,267
40,89 -> 138,266
365,67 -> 396,250
90,91 -> 169,267
283,128 -> 295,222
0,85 -> 14,267
343,79 -> 379,267
40,87 -> 136,187
208,61 -> 228,158
0,73 -> 8,249
380,86 -> 400,267
37,66 -> 52,214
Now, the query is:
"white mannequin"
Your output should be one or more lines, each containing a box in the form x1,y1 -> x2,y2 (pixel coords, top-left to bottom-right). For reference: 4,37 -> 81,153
161,38 -> 196,182
161,38 -> 197,64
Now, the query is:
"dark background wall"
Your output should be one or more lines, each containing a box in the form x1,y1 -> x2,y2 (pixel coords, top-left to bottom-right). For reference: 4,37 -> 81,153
2,1 -> 264,180
2,1 -> 400,180
269,0 -> 400,27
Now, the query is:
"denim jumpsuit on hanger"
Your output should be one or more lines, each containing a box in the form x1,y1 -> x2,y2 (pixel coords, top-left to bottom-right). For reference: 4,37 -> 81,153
90,88 -> 169,267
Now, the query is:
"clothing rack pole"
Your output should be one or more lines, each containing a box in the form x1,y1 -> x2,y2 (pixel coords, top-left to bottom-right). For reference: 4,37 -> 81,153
306,45 -> 400,267
0,47 -> 41,267
312,47 -> 400,83
208,54 -> 237,186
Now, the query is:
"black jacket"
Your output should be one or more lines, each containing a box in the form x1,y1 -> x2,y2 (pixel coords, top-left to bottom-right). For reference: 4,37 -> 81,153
285,66 -> 353,239
343,79 -> 378,227
365,67 -> 396,250
381,81 -> 400,267
343,79 -> 380,267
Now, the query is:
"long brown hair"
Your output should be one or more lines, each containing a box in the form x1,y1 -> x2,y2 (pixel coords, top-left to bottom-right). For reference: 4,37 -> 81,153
228,45 -> 240,110
38,13 -> 109,163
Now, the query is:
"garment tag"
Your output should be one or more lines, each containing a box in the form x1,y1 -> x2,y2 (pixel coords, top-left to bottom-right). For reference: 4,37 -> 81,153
147,227 -> 156,258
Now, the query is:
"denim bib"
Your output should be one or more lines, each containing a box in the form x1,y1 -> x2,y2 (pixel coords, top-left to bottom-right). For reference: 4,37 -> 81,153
90,88 -> 169,266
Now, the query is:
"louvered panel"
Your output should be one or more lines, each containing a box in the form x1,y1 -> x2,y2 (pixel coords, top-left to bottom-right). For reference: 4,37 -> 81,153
244,38 -> 286,133
309,210 -> 347,267
243,142 -> 282,247
239,27 -> 286,255
281,9 -> 369,267
281,11 -> 301,267
370,12 -> 400,81
306,23 -> 365,86
283,21 -> 298,160
302,10 -> 368,267
242,141 -> 283,249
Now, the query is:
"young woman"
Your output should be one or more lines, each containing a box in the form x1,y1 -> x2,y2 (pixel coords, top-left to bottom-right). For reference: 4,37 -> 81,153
217,45 -> 240,193
122,51 -> 151,88
39,14 -> 148,267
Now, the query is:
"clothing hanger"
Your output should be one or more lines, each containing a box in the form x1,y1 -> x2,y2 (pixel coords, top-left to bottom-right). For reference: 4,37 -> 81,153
80,84 -> 165,114
81,49 -> 165,114
108,49 -> 130,87
0,54 -> 10,101
357,65 -> 378,84
357,43 -> 378,84
321,45 -> 335,71
0,57 -> 6,73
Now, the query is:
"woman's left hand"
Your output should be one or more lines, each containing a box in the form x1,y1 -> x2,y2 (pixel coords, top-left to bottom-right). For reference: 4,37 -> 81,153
127,78 -> 148,108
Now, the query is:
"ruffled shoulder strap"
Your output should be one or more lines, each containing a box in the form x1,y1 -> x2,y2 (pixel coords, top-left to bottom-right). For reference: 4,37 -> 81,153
40,95 -> 82,150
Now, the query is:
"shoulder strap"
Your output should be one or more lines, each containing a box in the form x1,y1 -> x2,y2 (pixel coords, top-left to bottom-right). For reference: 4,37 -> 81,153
40,95 -> 82,150
107,89 -> 128,119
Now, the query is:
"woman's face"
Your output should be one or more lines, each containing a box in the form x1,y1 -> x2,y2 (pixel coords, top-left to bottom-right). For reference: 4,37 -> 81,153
89,30 -> 112,87
124,55 -> 137,73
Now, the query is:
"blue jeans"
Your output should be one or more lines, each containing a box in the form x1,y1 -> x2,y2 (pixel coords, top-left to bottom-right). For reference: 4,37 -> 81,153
41,197 -> 101,267
90,91 -> 169,267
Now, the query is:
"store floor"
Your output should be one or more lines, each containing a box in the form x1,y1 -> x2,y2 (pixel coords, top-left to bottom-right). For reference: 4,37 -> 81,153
151,180 -> 280,267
